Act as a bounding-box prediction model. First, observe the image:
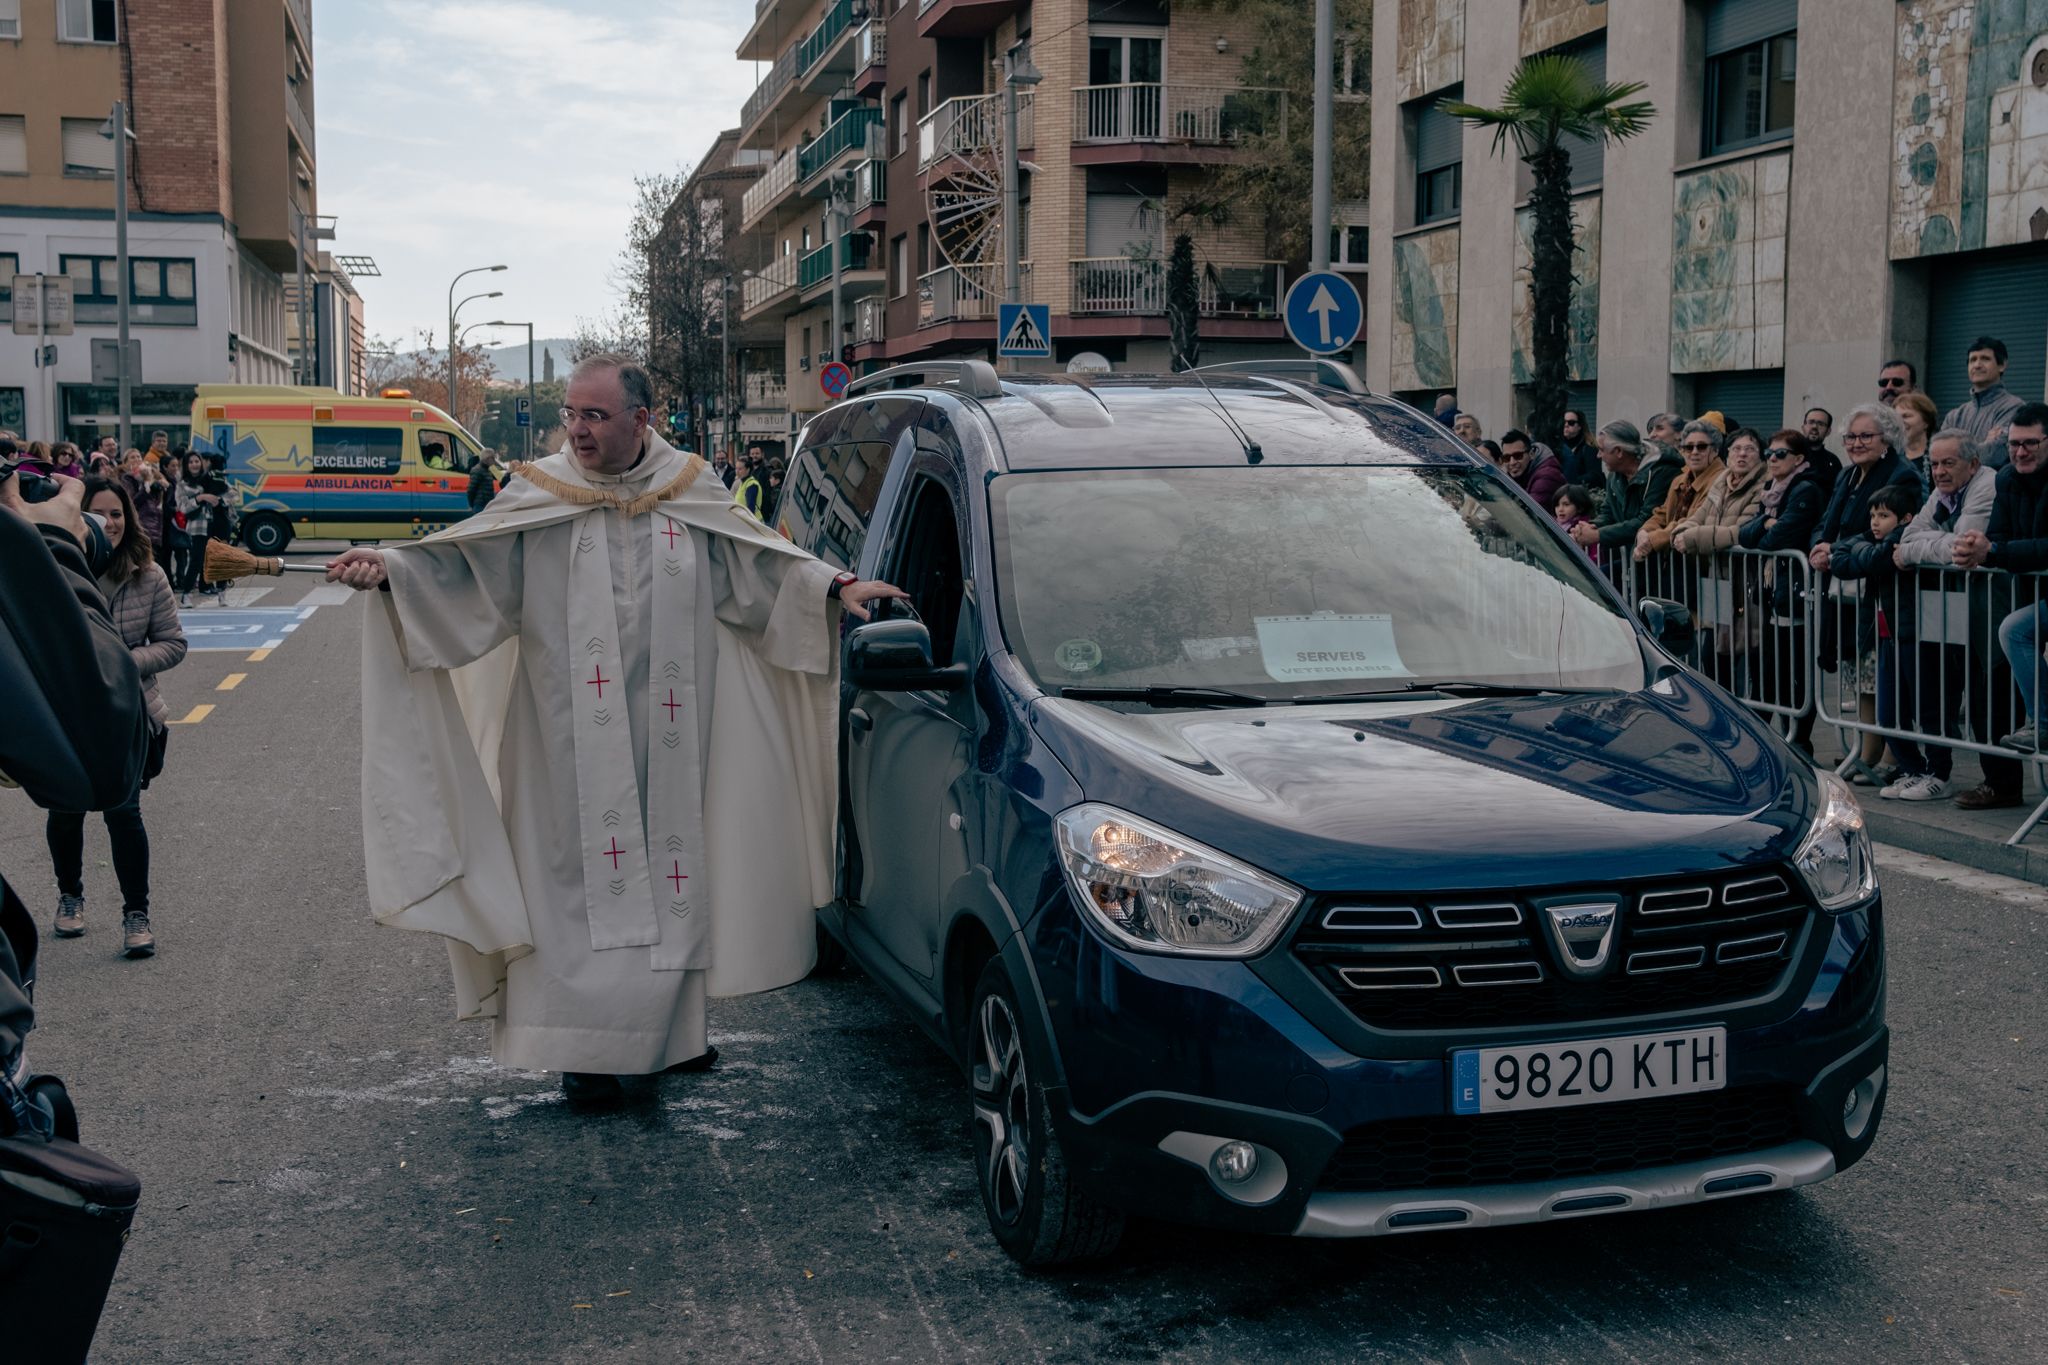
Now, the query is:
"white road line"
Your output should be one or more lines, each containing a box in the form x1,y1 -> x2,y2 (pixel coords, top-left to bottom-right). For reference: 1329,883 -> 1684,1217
1875,843 -> 2048,912
260,637 -> 283,648
297,605 -> 318,619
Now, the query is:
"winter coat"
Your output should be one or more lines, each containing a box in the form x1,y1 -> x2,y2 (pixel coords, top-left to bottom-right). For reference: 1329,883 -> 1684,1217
1637,458 -> 1725,553
1738,465 -> 1830,553
1984,462 -> 2048,574
1516,444 -> 1566,511
1830,525 -> 1909,657
97,560 -> 187,731
122,469 -> 170,544
1812,449 -> 1923,553
1594,450 -> 1682,548
1671,463 -> 1768,555
176,472 -> 227,538
1556,513 -> 1599,564
1897,464 -> 1997,567
467,461 -> 498,512
1557,436 -> 1600,488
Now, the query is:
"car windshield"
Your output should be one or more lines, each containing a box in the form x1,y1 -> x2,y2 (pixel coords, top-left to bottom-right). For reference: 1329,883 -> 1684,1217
989,465 -> 1644,699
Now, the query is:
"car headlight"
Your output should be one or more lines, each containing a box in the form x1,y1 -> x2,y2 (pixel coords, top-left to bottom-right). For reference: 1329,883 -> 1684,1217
1792,771 -> 1878,912
1054,804 -> 1302,957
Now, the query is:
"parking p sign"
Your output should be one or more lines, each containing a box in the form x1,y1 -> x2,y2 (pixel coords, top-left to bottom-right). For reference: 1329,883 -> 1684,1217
514,396 -> 532,428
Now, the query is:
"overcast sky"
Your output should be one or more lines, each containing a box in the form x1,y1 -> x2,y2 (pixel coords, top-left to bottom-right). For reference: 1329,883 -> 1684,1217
317,0 -> 760,352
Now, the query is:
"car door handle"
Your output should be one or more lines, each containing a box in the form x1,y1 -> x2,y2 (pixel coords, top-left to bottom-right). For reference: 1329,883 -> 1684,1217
848,707 -> 872,735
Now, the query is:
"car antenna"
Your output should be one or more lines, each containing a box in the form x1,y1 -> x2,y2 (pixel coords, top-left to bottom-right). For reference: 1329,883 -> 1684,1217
1179,364 -> 1263,464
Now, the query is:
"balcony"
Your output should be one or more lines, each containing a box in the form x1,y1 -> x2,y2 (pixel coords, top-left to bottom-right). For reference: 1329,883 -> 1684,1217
285,80 -> 315,159
854,295 -> 886,346
917,262 -> 1030,326
744,372 -> 788,410
851,154 -> 887,221
1069,258 -> 1285,318
1071,84 -> 1287,163
853,20 -> 887,96
918,91 -> 1033,170
798,232 -> 874,291
796,0 -> 859,86
916,0 -> 1028,38
799,104 -> 883,187
740,147 -> 800,231
738,47 -> 798,145
742,254 -> 799,316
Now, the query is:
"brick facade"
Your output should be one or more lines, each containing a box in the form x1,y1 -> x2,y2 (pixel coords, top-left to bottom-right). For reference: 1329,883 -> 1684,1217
124,0 -> 234,217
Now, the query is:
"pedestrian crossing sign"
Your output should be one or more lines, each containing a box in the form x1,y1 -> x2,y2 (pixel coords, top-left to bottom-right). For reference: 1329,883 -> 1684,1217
997,303 -> 1052,359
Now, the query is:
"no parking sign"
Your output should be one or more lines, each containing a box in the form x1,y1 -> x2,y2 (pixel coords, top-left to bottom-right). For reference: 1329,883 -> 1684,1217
819,361 -> 852,398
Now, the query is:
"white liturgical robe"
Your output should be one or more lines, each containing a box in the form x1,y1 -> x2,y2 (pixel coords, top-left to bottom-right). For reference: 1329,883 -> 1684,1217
358,433 -> 840,1074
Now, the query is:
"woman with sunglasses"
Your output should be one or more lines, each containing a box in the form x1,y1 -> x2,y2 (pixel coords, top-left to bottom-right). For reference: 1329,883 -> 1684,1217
1740,431 -> 1832,757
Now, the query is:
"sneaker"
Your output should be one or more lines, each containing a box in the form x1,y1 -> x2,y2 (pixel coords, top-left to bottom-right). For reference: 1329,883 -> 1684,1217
178,591 -> 194,608
121,912 -> 155,957
1896,775 -> 1951,802
2001,724 -> 2039,752
54,894 -> 85,938
1878,776 -> 1913,799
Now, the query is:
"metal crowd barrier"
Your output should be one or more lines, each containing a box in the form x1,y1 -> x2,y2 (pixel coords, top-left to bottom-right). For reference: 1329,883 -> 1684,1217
1590,545 -> 2048,845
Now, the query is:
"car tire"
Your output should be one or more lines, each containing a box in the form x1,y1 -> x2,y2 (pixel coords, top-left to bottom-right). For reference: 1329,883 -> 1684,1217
968,958 -> 1124,1266
241,512 -> 292,556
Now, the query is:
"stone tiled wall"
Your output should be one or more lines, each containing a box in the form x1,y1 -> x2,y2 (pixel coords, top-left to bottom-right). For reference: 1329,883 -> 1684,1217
1392,225 -> 1460,390
1519,0 -> 1606,57
1395,0 -> 1465,101
1669,151 -> 1790,374
1891,1 -> 2048,256
1510,194 -> 1601,385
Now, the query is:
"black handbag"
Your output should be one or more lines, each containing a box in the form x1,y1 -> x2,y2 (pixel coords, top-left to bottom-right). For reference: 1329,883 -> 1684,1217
0,1127 -> 142,1364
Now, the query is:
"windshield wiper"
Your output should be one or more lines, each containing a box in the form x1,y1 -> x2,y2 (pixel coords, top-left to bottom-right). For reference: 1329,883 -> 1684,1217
1057,685 -> 1272,708
1280,681 -> 1606,703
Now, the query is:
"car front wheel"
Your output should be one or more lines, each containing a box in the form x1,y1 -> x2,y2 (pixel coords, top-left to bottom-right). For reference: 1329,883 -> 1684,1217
968,959 -> 1124,1266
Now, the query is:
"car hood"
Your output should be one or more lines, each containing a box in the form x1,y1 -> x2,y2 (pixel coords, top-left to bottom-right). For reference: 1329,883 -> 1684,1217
1029,677 -> 1809,891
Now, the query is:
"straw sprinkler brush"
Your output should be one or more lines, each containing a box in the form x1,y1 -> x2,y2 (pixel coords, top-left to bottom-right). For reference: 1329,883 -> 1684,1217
202,539 -> 333,581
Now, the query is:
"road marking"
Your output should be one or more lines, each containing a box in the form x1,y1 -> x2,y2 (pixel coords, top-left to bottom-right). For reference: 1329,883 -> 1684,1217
171,704 -> 214,725
1875,843 -> 2048,912
217,673 -> 246,691
246,648 -> 272,662
261,638 -> 284,649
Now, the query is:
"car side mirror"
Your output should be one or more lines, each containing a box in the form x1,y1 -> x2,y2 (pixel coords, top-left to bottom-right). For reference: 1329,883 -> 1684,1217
1638,597 -> 1696,655
847,618 -> 968,692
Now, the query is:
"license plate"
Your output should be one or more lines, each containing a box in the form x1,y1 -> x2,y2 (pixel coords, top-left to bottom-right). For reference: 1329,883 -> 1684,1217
1451,1027 -> 1727,1116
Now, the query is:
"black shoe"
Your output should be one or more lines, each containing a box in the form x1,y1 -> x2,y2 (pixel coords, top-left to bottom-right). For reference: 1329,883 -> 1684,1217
561,1072 -> 625,1109
662,1046 -> 719,1075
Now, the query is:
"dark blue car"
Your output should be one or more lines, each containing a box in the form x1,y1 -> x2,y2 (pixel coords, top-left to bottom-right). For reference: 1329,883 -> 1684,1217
780,360 -> 1885,1266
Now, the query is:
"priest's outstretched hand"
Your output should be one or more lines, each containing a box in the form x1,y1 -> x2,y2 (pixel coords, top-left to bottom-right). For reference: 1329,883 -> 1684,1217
326,548 -> 388,590
837,579 -> 908,622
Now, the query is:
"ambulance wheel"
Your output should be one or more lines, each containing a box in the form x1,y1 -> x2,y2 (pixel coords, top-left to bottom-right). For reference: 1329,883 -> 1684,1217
241,513 -> 292,556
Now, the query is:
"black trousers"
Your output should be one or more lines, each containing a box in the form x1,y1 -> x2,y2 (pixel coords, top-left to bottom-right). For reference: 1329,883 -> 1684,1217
45,802 -> 150,916
177,534 -> 210,593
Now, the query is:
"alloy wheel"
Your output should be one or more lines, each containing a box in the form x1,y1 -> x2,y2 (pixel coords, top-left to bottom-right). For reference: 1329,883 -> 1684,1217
972,991 -> 1030,1227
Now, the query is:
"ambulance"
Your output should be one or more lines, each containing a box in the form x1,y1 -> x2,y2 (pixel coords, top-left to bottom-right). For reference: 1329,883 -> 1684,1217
188,385 -> 490,554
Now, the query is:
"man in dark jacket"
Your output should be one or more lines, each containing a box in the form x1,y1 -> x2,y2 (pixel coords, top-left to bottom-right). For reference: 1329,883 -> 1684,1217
1955,404 -> 2048,802
466,454 -> 499,513
1570,420 -> 1680,553
0,468 -> 149,1128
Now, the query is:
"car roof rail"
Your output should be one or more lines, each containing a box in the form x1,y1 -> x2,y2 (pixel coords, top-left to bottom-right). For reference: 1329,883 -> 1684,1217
1187,358 -> 1368,395
844,359 -> 1004,400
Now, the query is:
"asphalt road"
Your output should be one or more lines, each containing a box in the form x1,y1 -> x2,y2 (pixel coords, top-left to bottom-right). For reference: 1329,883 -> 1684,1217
1,567 -> 2042,1363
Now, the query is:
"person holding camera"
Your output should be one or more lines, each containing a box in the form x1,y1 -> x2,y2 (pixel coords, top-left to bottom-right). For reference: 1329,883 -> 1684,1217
40,478 -> 186,955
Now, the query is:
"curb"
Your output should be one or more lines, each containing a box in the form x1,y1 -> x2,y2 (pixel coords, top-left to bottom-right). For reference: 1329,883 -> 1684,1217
1863,807 -> 2048,886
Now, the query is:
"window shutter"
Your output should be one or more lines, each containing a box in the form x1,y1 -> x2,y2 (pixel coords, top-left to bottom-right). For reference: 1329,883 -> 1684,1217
1562,39 -> 1608,189
0,116 -> 26,175
1414,99 -> 1463,173
1691,369 -> 1786,436
1928,248 -> 2048,417
61,118 -> 113,175
1705,0 -> 1797,57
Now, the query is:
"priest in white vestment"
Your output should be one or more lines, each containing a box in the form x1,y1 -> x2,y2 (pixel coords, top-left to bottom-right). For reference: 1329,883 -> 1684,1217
329,354 -> 901,1108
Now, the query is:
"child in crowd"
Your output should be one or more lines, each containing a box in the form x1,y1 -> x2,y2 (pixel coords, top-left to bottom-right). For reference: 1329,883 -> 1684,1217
1830,484 -> 1920,791
1554,484 -> 1598,563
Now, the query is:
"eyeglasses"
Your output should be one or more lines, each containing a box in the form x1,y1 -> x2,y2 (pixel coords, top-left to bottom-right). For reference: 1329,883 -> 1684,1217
560,406 -> 643,426
1842,431 -> 1883,445
2010,436 -> 2046,455
1766,447 -> 1795,459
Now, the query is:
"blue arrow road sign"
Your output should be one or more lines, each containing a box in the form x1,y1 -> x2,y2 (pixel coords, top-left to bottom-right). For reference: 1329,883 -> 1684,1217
997,302 -> 1052,358
1283,271 -> 1363,355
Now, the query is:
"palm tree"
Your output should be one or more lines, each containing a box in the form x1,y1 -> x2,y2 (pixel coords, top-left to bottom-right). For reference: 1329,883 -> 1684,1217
1440,55 -> 1654,451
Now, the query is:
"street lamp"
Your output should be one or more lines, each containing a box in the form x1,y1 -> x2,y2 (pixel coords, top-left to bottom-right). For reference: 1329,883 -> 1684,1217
448,287 -> 504,427
458,319 -> 537,460
446,263 -> 507,422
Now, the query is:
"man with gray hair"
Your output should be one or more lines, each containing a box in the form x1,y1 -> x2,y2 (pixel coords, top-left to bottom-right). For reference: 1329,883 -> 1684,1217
327,353 -> 906,1110
1570,419 -> 1680,553
1887,429 -> 1997,800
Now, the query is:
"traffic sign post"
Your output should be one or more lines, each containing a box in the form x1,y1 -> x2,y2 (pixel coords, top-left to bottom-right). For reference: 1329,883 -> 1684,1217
997,303 -> 1051,360
1282,271 -> 1363,356
819,360 -> 852,399
514,395 -> 532,428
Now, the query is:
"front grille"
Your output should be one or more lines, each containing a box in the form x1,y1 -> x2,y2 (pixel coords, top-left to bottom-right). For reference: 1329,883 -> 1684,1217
1316,1087 -> 1802,1193
1293,868 -> 1809,1031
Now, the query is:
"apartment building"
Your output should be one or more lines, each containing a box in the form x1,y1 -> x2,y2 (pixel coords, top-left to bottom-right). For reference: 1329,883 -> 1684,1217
1368,0 -> 2048,438
731,0 -> 1348,431
0,0 -> 326,442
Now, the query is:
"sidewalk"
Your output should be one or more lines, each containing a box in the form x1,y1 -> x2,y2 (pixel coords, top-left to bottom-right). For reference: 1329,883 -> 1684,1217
1810,727 -> 2048,884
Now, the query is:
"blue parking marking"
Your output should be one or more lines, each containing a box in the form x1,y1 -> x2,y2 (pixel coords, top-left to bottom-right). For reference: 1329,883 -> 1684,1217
181,607 -> 323,651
